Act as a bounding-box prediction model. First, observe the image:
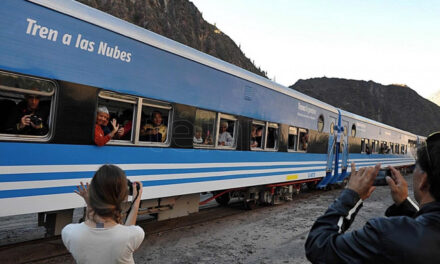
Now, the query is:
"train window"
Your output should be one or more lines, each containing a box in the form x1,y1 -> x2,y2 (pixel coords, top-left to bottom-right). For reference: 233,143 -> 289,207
389,142 -> 394,154
395,143 -> 400,154
288,126 -> 298,151
351,124 -> 356,137
317,115 -> 324,132
139,100 -> 172,145
0,71 -> 55,140
98,92 -> 136,143
194,109 -> 216,147
217,114 -> 237,148
361,138 -> 370,153
251,121 -> 265,150
266,123 -> 279,150
401,144 -> 406,154
330,122 -> 335,134
298,128 -> 309,152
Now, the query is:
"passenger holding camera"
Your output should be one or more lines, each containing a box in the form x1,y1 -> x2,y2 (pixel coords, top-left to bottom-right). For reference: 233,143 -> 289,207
94,106 -> 124,146
62,165 -> 144,264
306,132 -> 440,263
14,94 -> 49,135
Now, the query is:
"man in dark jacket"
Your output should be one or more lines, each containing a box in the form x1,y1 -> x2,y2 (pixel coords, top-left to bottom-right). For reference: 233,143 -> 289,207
305,133 -> 440,264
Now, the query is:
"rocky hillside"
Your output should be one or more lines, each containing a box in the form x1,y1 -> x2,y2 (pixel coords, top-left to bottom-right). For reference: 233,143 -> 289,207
77,0 -> 267,77
291,78 -> 440,136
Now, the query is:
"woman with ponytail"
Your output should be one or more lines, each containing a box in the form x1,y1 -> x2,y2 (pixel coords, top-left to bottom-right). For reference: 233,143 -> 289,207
62,164 -> 144,264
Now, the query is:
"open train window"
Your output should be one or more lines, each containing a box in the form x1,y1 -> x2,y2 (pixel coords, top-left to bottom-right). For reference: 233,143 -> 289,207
389,142 -> 394,154
288,126 -> 298,151
216,113 -> 237,149
251,121 -> 265,150
98,92 -> 137,144
298,128 -> 309,152
266,123 -> 279,150
139,99 -> 172,145
317,115 -> 324,132
194,109 -> 216,147
0,71 -> 55,141
401,144 -> 406,154
395,143 -> 400,154
361,138 -> 370,154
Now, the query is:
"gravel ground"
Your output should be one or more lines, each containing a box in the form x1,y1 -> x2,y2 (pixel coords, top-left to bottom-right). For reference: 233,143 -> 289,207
2,173 -> 414,264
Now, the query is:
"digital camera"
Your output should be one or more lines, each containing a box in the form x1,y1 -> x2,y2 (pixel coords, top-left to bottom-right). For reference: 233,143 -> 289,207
30,115 -> 42,126
127,179 -> 140,196
373,169 -> 391,186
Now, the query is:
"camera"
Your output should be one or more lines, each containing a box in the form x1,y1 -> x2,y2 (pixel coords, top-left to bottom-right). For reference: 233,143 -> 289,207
127,179 -> 140,196
30,115 -> 42,126
373,169 -> 391,186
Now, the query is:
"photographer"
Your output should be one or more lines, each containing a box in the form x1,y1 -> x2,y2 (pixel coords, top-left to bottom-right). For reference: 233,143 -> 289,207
13,94 -> 49,135
62,164 -> 144,264
305,132 -> 440,263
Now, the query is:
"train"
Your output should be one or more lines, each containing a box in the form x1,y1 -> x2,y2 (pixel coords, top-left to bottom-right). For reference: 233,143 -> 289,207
0,0 -> 423,235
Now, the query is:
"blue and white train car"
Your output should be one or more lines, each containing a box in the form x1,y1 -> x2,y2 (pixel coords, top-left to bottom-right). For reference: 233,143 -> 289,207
0,0 -> 419,233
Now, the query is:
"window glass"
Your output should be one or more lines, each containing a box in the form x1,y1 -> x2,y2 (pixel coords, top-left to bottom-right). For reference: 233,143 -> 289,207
361,138 -> 366,153
317,115 -> 324,132
288,126 -> 298,151
140,105 -> 170,143
0,71 -> 55,138
330,122 -> 335,134
97,95 -> 135,142
194,109 -> 215,146
351,124 -> 356,137
218,116 -> 236,147
401,144 -> 406,154
251,122 -> 265,149
298,129 -> 309,151
266,124 -> 279,149
395,143 -> 400,154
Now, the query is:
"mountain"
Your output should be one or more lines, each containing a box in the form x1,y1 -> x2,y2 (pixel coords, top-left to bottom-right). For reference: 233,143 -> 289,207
429,91 -> 440,107
77,0 -> 267,78
290,78 -> 440,136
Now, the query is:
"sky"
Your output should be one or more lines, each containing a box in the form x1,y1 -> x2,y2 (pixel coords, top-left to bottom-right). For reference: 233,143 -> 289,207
190,0 -> 440,99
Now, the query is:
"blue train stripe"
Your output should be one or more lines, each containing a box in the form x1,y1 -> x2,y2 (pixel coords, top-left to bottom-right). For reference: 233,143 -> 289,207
0,168 -> 325,199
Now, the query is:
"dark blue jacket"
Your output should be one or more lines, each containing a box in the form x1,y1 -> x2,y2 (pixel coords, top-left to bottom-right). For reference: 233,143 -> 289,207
305,189 -> 440,264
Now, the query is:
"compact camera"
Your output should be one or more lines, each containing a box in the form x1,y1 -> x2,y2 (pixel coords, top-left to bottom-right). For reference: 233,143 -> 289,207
30,115 -> 42,126
127,179 -> 140,196
373,169 -> 391,186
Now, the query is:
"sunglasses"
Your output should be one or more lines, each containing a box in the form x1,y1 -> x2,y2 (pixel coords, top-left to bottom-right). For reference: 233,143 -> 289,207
425,131 -> 440,174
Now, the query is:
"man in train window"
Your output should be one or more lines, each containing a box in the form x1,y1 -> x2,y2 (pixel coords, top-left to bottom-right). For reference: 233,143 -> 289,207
218,121 -> 233,146
94,106 -> 124,146
305,132 -> 440,263
140,111 -> 167,143
11,92 -> 49,136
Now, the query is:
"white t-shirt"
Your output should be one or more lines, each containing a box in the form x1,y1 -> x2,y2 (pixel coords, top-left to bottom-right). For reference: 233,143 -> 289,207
218,131 -> 233,146
62,222 -> 145,264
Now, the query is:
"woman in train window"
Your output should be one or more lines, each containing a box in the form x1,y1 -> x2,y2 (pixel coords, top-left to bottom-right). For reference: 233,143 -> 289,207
218,121 -> 233,146
94,106 -> 124,146
62,165 -> 144,263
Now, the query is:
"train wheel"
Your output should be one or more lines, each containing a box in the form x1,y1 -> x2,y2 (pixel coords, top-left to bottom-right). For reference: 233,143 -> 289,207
215,192 -> 231,206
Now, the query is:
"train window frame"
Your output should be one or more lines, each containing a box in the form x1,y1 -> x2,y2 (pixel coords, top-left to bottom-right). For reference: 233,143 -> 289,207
297,128 -> 309,152
138,98 -> 173,147
288,126 -> 298,152
193,108 -> 216,148
317,115 -> 324,132
98,91 -> 138,145
215,113 -> 237,149
250,120 -> 265,151
0,71 -> 57,142
265,122 -> 279,151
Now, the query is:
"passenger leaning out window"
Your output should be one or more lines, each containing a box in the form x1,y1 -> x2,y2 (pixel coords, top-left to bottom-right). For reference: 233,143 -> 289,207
94,106 -> 124,146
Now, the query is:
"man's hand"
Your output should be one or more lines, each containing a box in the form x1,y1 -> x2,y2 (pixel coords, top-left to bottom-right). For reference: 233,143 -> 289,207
386,166 -> 408,205
19,114 -> 31,129
347,163 -> 381,200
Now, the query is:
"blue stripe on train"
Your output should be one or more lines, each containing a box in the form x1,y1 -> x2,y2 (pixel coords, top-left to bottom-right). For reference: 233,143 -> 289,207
0,168 -> 325,198
0,163 -> 326,182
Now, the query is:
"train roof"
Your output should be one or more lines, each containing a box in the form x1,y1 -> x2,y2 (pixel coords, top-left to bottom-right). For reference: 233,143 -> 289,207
29,0 -> 421,139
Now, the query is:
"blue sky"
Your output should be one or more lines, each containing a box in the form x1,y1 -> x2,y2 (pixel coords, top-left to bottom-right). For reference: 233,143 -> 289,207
191,0 -> 440,98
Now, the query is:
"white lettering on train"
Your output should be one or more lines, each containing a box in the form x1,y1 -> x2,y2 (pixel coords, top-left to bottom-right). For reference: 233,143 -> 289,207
98,41 -> 132,62
26,18 -> 58,42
